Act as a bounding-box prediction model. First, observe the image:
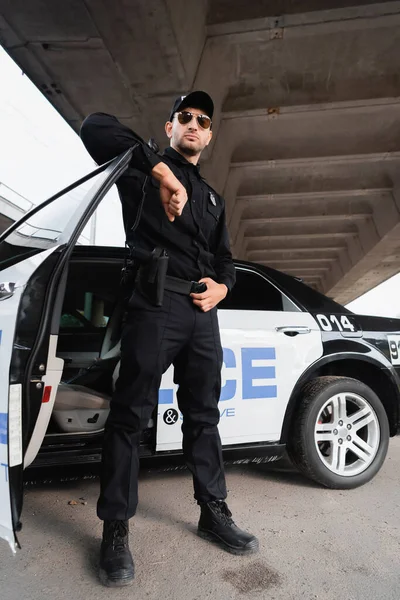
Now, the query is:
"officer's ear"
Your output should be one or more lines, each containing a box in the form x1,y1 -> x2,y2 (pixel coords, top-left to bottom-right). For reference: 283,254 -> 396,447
205,129 -> 213,146
165,120 -> 173,140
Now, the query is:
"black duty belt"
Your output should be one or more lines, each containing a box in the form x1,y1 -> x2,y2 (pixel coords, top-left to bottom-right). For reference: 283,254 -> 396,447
164,276 -> 207,295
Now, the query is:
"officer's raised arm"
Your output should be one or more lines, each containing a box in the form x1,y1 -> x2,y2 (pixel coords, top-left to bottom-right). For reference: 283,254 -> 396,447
80,112 -> 187,221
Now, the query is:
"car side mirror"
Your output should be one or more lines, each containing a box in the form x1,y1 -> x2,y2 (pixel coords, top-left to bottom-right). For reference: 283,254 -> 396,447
0,282 -> 16,301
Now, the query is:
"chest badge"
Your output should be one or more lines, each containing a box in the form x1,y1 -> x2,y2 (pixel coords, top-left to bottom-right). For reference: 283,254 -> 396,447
209,192 -> 217,206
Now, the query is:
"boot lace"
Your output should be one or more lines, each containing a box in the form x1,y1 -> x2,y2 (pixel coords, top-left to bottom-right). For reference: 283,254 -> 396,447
211,501 -> 234,526
107,520 -> 129,553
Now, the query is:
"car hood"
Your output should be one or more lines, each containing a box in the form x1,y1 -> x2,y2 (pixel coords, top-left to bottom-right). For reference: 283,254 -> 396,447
353,314 -> 400,333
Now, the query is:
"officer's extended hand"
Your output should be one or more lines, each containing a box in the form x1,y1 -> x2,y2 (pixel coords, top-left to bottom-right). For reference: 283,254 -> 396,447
152,162 -> 187,222
190,278 -> 228,312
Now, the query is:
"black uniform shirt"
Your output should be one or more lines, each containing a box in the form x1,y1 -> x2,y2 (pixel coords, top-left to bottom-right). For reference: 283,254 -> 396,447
80,113 -> 236,291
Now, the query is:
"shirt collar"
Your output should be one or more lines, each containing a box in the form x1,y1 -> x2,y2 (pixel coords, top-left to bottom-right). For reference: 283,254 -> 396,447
163,147 -> 201,172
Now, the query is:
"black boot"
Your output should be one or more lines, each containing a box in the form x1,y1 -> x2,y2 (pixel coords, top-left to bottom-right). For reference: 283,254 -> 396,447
99,520 -> 135,587
198,500 -> 259,556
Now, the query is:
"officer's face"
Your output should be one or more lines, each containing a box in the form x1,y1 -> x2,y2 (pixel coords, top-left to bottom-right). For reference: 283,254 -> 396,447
165,106 -> 213,158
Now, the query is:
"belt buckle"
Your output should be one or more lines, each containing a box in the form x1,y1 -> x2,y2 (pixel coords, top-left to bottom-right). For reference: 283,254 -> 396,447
191,281 -> 207,294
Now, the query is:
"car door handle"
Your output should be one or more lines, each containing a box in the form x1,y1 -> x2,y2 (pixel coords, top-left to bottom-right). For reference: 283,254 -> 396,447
275,326 -> 311,336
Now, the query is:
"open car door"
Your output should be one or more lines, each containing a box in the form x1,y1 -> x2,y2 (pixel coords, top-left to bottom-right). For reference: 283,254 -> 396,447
0,149 -> 132,552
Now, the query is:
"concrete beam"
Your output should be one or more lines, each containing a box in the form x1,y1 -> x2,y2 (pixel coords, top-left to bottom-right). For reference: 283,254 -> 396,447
327,188 -> 400,302
322,191 -> 400,295
207,4 -> 400,117
261,258 -> 336,266
280,267 -> 331,273
0,0 -> 208,137
245,232 -> 356,252
237,188 -> 390,203
248,248 -> 347,262
205,99 -> 400,205
231,152 -> 400,171
329,221 -> 400,303
241,197 -> 374,220
235,219 -> 365,260
207,2 -> 400,38
241,214 -> 371,227
229,189 -> 389,242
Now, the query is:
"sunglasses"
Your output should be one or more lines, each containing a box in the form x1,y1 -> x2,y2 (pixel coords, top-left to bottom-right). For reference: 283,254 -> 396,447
175,111 -> 212,130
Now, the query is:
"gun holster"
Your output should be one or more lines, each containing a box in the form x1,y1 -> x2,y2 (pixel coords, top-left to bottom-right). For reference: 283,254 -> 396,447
134,247 -> 169,307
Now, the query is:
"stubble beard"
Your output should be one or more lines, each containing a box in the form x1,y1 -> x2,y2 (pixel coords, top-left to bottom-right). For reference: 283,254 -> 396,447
176,140 -> 201,157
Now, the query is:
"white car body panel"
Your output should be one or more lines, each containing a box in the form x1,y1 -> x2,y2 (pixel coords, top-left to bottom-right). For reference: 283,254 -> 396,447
0,247 -> 60,552
24,335 -> 64,468
156,309 -> 323,452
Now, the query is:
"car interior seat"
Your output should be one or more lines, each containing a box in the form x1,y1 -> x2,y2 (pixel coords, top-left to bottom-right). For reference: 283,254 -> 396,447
52,301 -> 124,433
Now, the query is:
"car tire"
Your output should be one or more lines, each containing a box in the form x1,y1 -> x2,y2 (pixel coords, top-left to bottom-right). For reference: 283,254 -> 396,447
287,375 -> 390,489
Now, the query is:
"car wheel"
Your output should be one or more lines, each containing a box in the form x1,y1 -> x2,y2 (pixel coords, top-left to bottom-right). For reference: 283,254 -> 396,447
287,376 -> 390,489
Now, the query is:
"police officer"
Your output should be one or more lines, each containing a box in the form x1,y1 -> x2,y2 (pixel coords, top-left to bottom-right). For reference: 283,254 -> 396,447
80,91 -> 258,588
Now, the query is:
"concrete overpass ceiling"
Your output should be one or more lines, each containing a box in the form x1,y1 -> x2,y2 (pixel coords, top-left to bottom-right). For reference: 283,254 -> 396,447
207,0 -> 383,23
1,0 -> 400,303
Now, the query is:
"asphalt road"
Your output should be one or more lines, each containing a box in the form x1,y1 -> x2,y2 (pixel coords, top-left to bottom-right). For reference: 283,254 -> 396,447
1,439 -> 400,600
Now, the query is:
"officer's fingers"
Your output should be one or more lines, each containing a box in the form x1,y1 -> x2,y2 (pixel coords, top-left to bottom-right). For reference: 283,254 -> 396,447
176,186 -> 188,203
162,203 -> 175,221
171,203 -> 184,215
170,195 -> 186,212
169,194 -> 185,215
168,204 -> 179,216
167,201 -> 183,217
192,298 -> 213,311
170,187 -> 186,202
201,303 -> 213,312
163,202 -> 175,222
192,297 -> 209,307
169,192 -> 180,205
160,187 -> 174,217
198,277 -> 212,285
200,298 -> 213,311
190,292 -> 209,300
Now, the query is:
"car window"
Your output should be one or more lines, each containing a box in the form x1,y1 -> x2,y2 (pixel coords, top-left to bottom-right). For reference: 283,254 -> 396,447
260,266 -> 351,313
220,267 -> 301,312
0,158 -> 126,271
84,186 -> 125,248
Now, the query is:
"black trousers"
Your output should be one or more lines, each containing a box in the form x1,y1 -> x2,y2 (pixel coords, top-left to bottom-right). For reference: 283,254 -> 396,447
97,289 -> 227,521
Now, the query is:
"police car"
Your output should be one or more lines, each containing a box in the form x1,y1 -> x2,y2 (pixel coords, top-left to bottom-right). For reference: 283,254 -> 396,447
1,148 -> 400,552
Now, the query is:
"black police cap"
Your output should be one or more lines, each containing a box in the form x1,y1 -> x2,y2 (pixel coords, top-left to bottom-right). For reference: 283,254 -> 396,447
169,91 -> 214,122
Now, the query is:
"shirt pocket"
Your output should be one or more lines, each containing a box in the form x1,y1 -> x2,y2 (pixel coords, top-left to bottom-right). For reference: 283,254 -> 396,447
203,201 -> 222,239
206,202 -> 221,222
